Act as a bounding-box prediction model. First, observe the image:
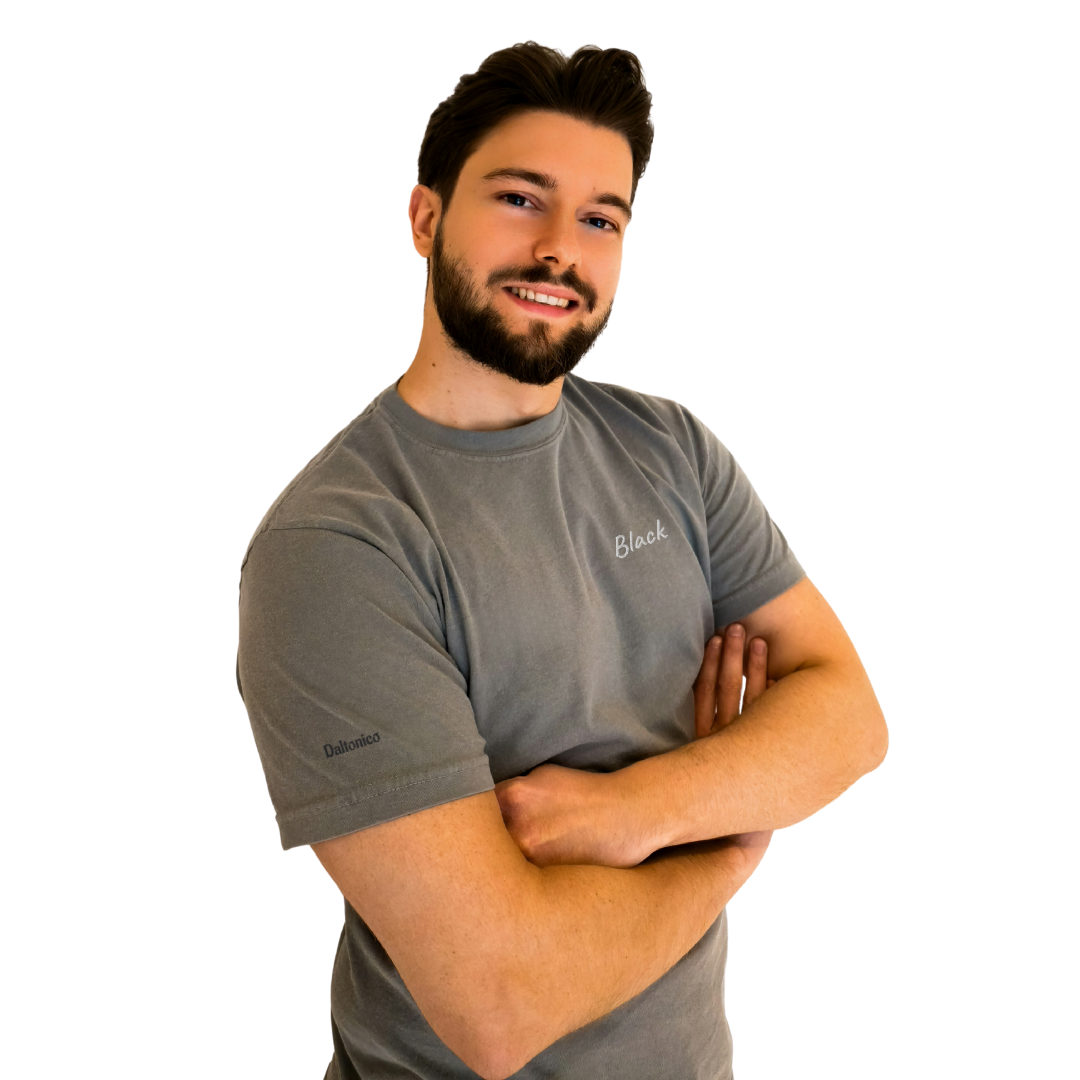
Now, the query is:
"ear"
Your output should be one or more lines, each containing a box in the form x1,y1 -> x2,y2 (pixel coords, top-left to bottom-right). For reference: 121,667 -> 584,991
409,185 -> 441,258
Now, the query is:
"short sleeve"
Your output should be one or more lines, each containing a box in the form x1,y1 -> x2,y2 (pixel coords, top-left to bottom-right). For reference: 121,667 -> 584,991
237,527 -> 493,849
698,426 -> 805,626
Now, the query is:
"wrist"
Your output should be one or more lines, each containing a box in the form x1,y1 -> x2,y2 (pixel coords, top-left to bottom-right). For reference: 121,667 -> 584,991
609,758 -> 680,863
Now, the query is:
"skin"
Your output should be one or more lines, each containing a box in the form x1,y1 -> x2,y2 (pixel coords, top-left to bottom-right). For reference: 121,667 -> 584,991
314,108 -> 888,1078
398,109 -> 631,431
495,588 -> 887,869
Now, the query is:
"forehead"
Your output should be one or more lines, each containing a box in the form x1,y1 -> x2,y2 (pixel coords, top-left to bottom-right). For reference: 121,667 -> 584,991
459,110 -> 634,202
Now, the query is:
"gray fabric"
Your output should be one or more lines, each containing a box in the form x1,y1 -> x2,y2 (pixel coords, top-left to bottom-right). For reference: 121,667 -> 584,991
238,374 -> 803,1078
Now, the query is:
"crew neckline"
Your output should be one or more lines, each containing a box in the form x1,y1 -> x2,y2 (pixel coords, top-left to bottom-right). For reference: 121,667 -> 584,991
379,382 -> 567,455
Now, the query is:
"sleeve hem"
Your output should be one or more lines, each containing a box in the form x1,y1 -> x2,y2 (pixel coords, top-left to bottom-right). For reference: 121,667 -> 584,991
277,759 -> 495,850
713,558 -> 806,627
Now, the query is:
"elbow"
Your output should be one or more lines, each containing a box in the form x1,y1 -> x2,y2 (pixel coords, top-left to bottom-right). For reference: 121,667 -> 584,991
873,714 -> 889,769
468,1049 -> 532,1080
418,962 -> 550,1080
442,1013 -> 541,1080
835,667 -> 888,779
401,872 -> 555,1078
831,695 -> 888,787
858,703 -> 889,775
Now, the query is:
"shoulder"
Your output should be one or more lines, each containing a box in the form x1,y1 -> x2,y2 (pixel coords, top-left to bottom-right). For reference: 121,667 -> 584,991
240,387 -> 440,584
563,375 -> 716,478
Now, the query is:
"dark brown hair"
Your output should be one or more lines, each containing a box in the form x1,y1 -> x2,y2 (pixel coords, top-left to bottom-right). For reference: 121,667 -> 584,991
418,42 -> 653,208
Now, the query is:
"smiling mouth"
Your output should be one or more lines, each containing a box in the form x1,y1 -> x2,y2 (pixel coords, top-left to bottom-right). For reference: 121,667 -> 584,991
503,286 -> 578,312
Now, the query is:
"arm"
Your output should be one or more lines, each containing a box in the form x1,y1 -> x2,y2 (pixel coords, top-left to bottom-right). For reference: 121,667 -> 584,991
626,578 -> 885,846
497,577 -> 887,866
623,576 -> 887,850
313,791 -> 768,1080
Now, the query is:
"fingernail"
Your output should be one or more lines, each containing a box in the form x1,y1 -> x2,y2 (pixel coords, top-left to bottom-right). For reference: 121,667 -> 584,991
729,624 -> 744,638
752,638 -> 766,655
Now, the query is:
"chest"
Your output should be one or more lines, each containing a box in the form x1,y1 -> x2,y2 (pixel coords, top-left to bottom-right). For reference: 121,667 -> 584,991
420,440 -> 715,780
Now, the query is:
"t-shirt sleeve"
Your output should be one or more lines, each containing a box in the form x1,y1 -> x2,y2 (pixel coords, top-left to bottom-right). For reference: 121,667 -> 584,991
237,526 -> 494,849
696,422 -> 805,627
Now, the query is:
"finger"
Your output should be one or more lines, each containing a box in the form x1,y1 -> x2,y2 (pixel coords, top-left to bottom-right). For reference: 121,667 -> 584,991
694,635 -> 722,738
767,678 -> 776,689
714,624 -> 745,730
743,637 -> 768,709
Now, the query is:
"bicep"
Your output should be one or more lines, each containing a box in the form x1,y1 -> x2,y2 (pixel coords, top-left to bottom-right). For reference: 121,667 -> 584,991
734,577 -> 863,679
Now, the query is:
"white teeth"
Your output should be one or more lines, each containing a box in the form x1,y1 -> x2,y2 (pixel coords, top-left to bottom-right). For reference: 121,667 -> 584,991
512,287 -> 571,308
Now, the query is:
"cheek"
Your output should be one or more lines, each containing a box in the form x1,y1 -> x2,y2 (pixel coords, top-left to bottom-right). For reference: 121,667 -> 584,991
584,238 -> 622,293
473,237 -> 534,282
592,256 -> 622,304
443,212 -> 514,270
605,263 -> 622,296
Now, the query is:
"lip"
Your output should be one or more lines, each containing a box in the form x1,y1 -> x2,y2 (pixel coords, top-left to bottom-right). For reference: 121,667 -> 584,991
502,282 -> 581,303
502,286 -> 579,317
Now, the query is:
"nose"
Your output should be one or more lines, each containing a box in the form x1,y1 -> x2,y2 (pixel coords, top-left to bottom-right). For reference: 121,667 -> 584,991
533,211 -> 581,270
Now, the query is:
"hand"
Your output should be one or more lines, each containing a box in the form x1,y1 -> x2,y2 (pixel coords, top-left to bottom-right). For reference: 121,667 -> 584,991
693,624 -> 775,739
497,630 -> 778,869
686,634 -> 775,873
494,763 -> 646,869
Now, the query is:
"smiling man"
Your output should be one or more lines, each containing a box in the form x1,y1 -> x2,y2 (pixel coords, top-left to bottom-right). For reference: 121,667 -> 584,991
237,42 -> 887,1080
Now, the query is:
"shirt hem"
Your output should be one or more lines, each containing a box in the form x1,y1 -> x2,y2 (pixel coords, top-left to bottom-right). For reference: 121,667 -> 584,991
277,760 -> 495,849
714,557 -> 806,626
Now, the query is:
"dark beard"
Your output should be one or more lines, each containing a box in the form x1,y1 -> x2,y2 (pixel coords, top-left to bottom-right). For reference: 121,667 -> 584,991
429,224 -> 613,387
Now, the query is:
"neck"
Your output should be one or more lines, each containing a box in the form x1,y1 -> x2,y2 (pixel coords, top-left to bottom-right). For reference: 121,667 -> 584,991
397,288 -> 564,432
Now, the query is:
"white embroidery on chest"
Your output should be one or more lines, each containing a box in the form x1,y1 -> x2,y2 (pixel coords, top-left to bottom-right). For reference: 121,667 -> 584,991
615,519 -> 668,559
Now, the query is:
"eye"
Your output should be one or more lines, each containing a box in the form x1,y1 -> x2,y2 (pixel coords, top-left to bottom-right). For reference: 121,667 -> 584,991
585,216 -> 618,232
501,193 -> 535,209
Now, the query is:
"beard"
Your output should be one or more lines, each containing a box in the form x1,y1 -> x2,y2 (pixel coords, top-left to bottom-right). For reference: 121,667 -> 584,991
429,223 -> 613,387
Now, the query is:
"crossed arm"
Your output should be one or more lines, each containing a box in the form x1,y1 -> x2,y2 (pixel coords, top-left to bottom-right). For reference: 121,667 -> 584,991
313,576 -> 886,1079
494,577 -> 888,868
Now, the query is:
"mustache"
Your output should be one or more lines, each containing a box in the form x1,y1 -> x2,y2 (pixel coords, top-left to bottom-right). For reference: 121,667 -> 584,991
486,264 -> 599,313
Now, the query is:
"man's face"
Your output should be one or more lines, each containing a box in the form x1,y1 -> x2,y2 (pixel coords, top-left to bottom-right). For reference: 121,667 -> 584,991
429,110 -> 633,386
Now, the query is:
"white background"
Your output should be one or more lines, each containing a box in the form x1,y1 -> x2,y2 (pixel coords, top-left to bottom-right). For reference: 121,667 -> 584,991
2,2 -> 1077,1077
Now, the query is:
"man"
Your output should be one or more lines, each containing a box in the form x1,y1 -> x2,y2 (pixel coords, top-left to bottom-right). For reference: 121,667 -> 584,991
237,42 -> 887,1080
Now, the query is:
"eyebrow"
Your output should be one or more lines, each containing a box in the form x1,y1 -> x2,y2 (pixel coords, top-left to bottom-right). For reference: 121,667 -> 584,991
480,167 -> 632,223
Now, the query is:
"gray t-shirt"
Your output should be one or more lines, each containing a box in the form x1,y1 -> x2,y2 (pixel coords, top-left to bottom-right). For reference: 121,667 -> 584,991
237,374 -> 804,1079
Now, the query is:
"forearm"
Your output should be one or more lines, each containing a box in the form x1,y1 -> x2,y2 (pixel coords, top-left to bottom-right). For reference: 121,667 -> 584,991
441,837 -> 759,1078
319,792 -> 764,1080
620,659 -> 887,850
427,838 -> 760,1075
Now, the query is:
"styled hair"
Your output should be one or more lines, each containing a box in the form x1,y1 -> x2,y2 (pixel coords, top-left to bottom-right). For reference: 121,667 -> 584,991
418,42 -> 653,207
